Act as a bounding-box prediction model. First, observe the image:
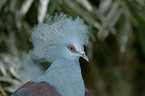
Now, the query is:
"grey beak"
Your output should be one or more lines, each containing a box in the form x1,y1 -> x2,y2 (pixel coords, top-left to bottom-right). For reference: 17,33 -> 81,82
79,51 -> 89,62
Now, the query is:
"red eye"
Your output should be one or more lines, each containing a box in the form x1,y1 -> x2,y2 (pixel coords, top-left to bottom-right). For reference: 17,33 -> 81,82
70,46 -> 74,51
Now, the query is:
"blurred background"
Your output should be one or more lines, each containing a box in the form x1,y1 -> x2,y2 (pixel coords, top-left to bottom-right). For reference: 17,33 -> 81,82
0,0 -> 145,96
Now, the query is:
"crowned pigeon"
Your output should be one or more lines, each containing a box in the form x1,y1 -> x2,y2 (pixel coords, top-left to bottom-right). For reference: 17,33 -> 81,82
11,13 -> 93,96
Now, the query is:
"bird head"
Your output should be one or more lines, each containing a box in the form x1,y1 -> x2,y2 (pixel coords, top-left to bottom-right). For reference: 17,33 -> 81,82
29,13 -> 89,62
60,43 -> 89,62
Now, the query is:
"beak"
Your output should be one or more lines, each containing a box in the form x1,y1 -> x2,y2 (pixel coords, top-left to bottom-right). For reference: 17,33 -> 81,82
79,51 -> 89,62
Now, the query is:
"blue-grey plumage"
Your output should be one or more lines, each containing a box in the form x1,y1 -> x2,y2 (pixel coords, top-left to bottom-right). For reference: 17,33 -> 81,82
33,58 -> 85,96
12,13 -> 90,96
29,13 -> 89,63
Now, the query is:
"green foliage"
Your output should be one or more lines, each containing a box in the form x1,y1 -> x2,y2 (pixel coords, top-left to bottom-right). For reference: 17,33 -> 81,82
0,0 -> 145,96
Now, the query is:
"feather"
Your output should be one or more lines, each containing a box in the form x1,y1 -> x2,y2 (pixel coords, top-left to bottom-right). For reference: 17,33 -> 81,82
12,81 -> 61,96
29,13 -> 89,62
19,53 -> 44,85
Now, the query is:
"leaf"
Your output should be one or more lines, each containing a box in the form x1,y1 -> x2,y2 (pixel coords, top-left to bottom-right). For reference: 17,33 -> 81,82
99,1 -> 120,39
38,0 -> 50,23
136,26 -> 145,58
63,0 -> 101,29
98,0 -> 112,15
76,0 -> 93,12
0,77 -> 20,85
47,0 -> 59,15
20,0 -> 34,17
125,0 -> 145,26
117,17 -> 131,53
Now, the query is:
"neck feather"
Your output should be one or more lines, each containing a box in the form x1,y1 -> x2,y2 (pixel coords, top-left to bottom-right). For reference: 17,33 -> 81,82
33,58 -> 85,96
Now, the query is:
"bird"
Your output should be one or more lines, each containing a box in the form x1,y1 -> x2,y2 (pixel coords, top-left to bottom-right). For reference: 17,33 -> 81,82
11,13 -> 92,96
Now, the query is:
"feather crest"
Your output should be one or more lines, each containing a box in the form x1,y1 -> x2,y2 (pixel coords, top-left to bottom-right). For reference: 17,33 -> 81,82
29,13 -> 89,62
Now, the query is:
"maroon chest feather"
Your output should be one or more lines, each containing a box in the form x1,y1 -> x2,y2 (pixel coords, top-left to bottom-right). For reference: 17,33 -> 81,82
12,81 -> 94,96
85,91 -> 94,96
11,81 -> 61,96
